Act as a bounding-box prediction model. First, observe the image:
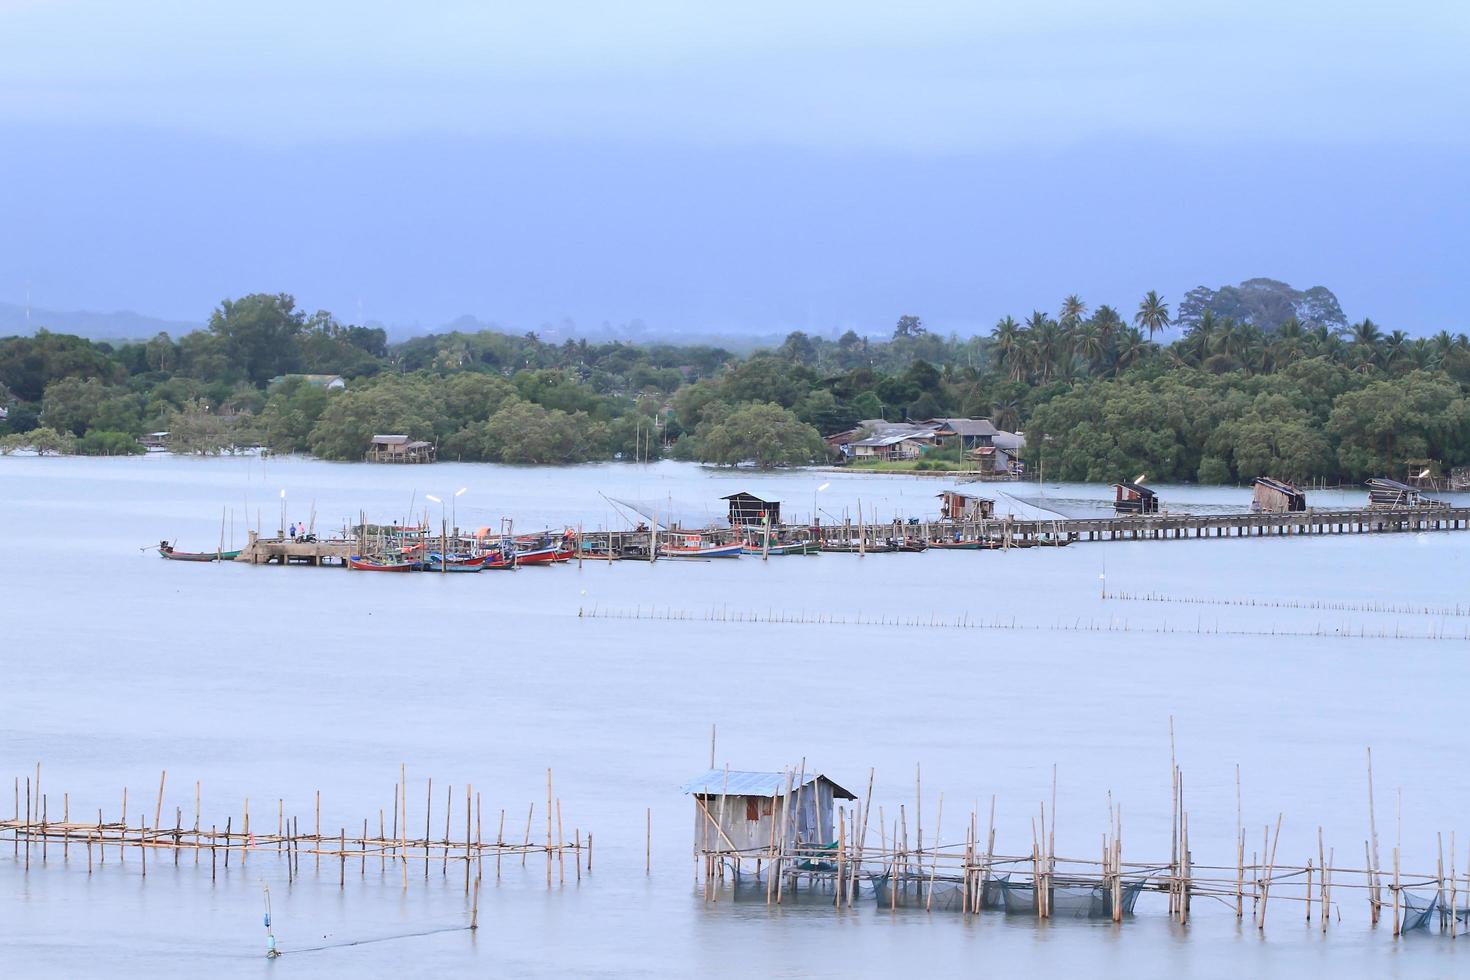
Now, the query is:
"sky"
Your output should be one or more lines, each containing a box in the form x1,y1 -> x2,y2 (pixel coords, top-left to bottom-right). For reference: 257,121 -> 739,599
0,0 -> 1466,337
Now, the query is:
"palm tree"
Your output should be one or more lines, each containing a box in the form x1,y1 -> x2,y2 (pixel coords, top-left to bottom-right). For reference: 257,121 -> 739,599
992,316 -> 1020,371
1382,329 -> 1409,371
1134,290 -> 1171,341
1074,321 -> 1104,373
1114,328 -> 1147,372
1059,294 -> 1087,327
1092,305 -> 1123,346
1186,310 -> 1218,363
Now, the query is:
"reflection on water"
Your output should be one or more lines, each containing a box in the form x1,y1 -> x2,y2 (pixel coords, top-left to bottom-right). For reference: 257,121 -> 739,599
1,456 -> 1467,976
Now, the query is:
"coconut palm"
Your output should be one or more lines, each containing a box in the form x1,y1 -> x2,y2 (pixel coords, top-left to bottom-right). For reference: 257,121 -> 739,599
1059,294 -> 1087,327
992,315 -> 1020,370
1134,290 -> 1171,341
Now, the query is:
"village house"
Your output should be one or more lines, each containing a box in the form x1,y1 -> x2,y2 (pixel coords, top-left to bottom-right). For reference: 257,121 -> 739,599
366,434 -> 436,463
682,769 -> 856,855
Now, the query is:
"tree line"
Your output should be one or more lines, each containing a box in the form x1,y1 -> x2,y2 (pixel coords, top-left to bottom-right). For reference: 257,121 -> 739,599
2,289 -> 1468,481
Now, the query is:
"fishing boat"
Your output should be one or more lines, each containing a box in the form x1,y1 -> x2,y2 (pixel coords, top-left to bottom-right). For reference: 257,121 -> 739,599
893,538 -> 929,553
660,534 -> 743,559
424,553 -> 487,572
819,541 -> 896,554
481,548 -> 517,570
516,544 -> 573,566
927,539 -> 984,550
157,541 -> 241,562
740,539 -> 820,556
347,556 -> 421,572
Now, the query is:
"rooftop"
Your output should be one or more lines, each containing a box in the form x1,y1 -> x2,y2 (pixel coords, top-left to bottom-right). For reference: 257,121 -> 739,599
681,769 -> 855,799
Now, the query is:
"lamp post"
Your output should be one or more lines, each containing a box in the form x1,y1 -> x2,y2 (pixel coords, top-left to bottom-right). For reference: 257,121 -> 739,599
279,488 -> 286,539
813,482 -> 830,527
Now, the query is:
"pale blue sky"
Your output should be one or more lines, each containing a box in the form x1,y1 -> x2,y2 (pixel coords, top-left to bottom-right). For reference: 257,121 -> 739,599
1,1 -> 1466,334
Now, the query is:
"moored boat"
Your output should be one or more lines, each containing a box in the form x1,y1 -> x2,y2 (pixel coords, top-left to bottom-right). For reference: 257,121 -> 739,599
424,553 -> 487,572
158,541 -> 242,562
516,544 -> 573,565
348,556 -> 421,572
660,534 -> 743,559
740,539 -> 820,556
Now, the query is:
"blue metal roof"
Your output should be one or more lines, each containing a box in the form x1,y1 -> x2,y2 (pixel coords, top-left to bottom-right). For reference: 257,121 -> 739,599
680,769 -> 854,798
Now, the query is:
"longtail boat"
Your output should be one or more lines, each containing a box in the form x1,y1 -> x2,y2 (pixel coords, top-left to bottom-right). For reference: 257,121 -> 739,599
348,556 -> 421,572
740,539 -> 820,556
424,553 -> 487,572
481,548 -> 517,570
516,544 -> 573,566
158,541 -> 241,562
660,535 -> 742,559
927,539 -> 983,550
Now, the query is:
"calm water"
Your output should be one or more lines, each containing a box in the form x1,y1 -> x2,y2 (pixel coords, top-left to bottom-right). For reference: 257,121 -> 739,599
2,455 -> 1469,978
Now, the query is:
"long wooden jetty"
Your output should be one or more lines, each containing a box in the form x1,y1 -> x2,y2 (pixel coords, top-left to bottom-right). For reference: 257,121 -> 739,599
226,504 -> 1470,568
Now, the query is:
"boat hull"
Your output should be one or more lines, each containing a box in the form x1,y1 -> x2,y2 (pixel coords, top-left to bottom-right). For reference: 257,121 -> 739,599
158,546 -> 242,562
348,556 -> 421,572
660,543 -> 743,559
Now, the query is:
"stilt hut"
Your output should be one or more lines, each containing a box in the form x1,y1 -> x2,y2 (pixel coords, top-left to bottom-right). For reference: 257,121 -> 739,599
937,489 -> 995,520
367,434 -> 436,463
1367,477 -> 1444,509
721,492 -> 780,528
1112,480 -> 1158,515
1251,477 -> 1306,513
682,769 -> 855,855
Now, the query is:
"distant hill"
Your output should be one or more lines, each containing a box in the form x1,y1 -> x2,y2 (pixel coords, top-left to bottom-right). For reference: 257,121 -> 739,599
1176,279 -> 1348,333
0,302 -> 199,343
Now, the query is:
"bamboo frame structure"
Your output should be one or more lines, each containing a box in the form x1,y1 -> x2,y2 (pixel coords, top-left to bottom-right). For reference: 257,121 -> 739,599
3,767 -> 589,893
689,752 -> 1468,937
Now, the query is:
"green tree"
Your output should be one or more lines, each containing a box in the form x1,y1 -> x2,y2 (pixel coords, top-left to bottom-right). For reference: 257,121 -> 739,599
1134,290 -> 1171,341
40,377 -> 108,435
692,402 -> 827,468
207,293 -> 306,384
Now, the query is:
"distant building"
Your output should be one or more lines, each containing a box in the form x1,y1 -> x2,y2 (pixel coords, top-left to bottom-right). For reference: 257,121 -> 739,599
367,434 -> 436,463
1251,477 -> 1307,513
922,417 -> 998,451
269,373 -> 346,390
848,430 -> 936,461
721,491 -> 781,527
1113,480 -> 1159,515
138,431 -> 170,451
937,489 -> 994,520
1366,477 -> 1444,509
682,769 -> 856,856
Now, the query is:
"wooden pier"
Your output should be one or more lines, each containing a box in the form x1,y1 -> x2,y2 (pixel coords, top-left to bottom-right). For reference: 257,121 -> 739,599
209,504 -> 1470,572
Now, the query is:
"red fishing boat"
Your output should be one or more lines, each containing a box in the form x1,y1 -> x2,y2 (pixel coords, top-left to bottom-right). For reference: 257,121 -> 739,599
515,544 -> 574,565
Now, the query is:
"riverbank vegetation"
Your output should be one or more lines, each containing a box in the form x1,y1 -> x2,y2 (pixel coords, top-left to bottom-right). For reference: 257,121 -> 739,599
2,287 -> 1468,480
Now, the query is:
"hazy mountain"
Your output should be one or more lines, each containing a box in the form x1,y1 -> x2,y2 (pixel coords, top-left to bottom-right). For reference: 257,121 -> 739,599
0,302 -> 198,343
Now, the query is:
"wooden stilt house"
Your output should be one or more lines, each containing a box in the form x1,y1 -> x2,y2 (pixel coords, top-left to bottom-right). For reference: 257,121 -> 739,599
682,769 -> 855,856
936,489 -> 995,520
1112,480 -> 1158,515
1251,477 -> 1307,513
721,492 -> 780,528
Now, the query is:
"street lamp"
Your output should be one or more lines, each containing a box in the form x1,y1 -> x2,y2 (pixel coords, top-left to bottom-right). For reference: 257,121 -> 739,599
813,481 -> 830,527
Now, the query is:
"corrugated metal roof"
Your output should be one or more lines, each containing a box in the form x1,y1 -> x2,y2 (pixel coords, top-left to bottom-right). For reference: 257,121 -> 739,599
681,769 -> 854,798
